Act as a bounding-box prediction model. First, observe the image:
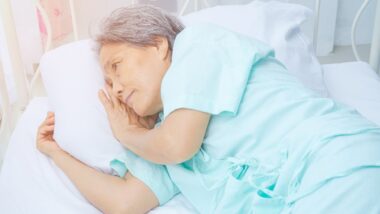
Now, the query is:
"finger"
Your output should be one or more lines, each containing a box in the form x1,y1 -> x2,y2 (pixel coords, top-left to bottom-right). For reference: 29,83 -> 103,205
118,100 -> 127,112
126,106 -> 138,123
113,96 -> 123,109
100,88 -> 113,107
39,116 -> 52,129
105,85 -> 115,102
105,84 -> 121,108
45,116 -> 55,126
37,122 -> 50,138
40,125 -> 55,135
98,90 -> 113,112
44,112 -> 54,122
43,113 -> 55,124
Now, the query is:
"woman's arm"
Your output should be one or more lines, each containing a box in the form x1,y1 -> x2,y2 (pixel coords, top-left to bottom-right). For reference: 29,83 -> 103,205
99,89 -> 210,165
37,112 -> 158,214
119,109 -> 210,165
51,150 -> 158,214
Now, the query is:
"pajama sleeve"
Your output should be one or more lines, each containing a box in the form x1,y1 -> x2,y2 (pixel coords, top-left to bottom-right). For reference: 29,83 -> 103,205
110,149 -> 179,206
160,24 -> 274,119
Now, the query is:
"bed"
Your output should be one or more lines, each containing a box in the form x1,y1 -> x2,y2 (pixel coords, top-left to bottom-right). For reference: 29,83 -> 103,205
0,0 -> 380,213
0,61 -> 379,213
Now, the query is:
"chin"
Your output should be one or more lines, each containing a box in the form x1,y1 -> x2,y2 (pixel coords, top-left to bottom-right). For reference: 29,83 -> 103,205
133,103 -> 150,117
135,103 -> 159,117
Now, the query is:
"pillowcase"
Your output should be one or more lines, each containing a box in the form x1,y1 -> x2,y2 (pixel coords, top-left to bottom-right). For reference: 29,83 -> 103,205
40,40 -> 124,173
323,62 -> 380,126
181,0 -> 327,96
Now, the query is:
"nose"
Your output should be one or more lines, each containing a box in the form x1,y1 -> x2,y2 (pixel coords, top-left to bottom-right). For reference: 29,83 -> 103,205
112,80 -> 123,98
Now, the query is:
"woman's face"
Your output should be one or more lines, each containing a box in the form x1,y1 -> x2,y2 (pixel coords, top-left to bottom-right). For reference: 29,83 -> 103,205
99,39 -> 171,117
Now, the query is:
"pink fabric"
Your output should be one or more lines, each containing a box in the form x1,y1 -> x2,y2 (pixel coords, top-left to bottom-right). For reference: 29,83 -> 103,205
37,0 -> 74,49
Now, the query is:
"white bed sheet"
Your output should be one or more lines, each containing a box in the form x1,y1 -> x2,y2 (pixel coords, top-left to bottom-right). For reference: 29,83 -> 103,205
0,97 -> 197,214
0,61 -> 379,213
322,61 -> 380,126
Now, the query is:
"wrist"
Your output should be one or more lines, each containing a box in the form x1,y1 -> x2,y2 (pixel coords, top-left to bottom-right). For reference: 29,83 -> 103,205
50,149 -> 69,161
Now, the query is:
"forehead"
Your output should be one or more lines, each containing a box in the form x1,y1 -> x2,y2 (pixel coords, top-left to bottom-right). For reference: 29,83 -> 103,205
99,43 -> 126,67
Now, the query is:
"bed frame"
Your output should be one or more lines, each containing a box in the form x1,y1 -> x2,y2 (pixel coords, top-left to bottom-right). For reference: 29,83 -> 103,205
1,0 -> 380,164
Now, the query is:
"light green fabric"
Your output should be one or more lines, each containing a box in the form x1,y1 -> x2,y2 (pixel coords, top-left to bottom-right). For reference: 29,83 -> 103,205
111,24 -> 380,213
160,24 -> 380,213
109,148 -> 180,205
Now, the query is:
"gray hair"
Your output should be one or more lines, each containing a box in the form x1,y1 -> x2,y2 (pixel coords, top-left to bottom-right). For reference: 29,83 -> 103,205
96,4 -> 184,51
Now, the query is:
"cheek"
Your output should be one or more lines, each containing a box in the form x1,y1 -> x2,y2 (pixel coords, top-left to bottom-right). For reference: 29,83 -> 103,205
133,94 -> 150,116
142,80 -> 161,107
132,64 -> 164,115
135,70 -> 161,97
133,86 -> 159,116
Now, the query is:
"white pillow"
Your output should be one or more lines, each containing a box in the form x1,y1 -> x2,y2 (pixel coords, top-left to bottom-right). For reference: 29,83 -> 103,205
323,61 -> 380,126
181,0 -> 327,96
40,40 -> 124,173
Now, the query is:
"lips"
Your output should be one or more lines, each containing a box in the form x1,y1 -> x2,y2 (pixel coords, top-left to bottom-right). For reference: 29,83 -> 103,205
125,90 -> 135,106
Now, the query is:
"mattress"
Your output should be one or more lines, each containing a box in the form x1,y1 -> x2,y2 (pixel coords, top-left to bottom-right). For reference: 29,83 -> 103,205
0,61 -> 379,213
322,61 -> 380,126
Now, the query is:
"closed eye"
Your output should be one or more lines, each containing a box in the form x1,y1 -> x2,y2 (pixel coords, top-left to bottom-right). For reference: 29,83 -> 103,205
112,61 -> 121,72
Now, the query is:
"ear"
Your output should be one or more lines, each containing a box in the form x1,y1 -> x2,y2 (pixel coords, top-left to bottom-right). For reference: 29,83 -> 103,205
155,37 -> 170,60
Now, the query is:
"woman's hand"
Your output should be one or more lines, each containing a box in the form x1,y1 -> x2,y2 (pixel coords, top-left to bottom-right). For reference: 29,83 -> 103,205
36,112 -> 64,158
98,85 -> 158,142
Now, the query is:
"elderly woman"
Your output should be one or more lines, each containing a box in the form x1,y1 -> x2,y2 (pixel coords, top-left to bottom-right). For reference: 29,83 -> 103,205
36,4 -> 380,214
